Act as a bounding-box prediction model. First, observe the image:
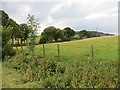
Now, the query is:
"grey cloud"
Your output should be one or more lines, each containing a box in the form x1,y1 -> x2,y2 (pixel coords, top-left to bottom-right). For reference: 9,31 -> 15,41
1,0 -> 119,34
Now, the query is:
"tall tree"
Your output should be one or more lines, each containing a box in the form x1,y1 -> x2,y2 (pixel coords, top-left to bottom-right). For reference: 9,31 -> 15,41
54,28 -> 63,41
1,26 -> 15,59
41,26 -> 57,42
0,10 -> 16,59
0,10 -> 9,27
63,27 -> 75,38
0,10 -> 22,45
20,23 -> 30,44
8,18 -> 21,45
79,30 -> 90,39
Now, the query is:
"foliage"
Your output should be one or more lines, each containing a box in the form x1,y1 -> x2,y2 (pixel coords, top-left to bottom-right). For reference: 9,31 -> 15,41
40,26 -> 75,43
8,18 -> 22,43
0,10 -> 25,47
41,26 -> 57,42
79,30 -> 90,39
20,23 -> 30,43
1,26 -> 15,59
63,27 -> 75,38
27,14 -> 40,55
54,28 -> 63,42
3,53 -> 118,88
39,37 -> 48,44
0,10 -> 9,27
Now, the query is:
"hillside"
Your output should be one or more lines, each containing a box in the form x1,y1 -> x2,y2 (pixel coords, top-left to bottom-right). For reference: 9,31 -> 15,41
33,36 -> 118,64
2,36 -> 118,88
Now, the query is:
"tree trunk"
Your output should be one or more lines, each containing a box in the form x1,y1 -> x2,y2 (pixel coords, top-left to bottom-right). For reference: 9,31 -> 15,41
18,39 -> 19,45
11,37 -> 14,45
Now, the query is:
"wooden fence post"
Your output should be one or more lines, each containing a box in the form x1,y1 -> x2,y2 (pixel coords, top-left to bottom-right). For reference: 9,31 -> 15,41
90,44 -> 93,64
43,44 -> 45,57
57,44 -> 60,61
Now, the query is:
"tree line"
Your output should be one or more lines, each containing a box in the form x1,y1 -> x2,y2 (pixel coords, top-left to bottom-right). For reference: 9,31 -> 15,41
39,27 -> 103,44
1,10 -> 40,59
1,10 -> 113,59
39,26 -> 75,44
0,10 -> 100,59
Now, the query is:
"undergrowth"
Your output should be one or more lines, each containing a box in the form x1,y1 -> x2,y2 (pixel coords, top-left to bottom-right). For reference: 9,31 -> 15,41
3,53 -> 119,88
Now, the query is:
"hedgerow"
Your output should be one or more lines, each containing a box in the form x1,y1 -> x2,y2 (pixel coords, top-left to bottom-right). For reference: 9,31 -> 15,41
3,53 -> 118,88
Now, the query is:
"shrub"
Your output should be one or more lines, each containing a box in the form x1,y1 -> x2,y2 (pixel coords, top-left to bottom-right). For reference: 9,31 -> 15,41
39,37 -> 48,44
3,54 -> 118,88
1,26 -> 15,59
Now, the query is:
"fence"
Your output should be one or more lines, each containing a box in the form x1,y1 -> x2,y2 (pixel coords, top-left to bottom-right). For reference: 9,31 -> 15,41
41,44 -> 94,63
17,43 -> 94,63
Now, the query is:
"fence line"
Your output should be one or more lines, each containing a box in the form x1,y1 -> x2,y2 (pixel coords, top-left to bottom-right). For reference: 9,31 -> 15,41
17,43 -> 94,62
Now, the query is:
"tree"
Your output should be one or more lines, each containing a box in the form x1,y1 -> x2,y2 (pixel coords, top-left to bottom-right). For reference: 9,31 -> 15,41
41,26 -> 64,42
54,28 -> 63,42
41,26 -> 57,42
20,23 -> 30,44
0,10 -> 22,45
39,37 -> 48,44
1,26 -> 15,59
0,10 -> 9,27
63,27 -> 75,38
27,14 -> 40,55
79,30 -> 90,39
0,10 -> 16,59
8,18 -> 21,45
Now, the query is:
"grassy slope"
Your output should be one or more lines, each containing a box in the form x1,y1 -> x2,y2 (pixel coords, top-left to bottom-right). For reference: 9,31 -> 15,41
33,36 -> 118,64
2,65 -> 37,88
3,36 -> 118,88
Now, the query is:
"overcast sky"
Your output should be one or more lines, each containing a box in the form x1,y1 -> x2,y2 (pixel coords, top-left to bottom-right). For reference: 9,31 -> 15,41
1,0 -> 119,34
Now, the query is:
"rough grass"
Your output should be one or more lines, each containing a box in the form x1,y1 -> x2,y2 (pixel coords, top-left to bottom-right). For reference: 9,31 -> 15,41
2,53 -> 118,88
3,36 -> 118,88
2,64 -> 38,88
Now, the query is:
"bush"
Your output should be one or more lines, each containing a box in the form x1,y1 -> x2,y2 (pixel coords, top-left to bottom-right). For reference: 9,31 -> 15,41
2,44 -> 15,59
1,26 -> 15,59
39,37 -> 48,44
4,54 -> 119,88
61,38 -> 71,41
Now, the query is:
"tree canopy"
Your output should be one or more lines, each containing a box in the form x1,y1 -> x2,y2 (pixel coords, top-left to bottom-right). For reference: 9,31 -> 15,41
79,30 -> 90,39
63,27 -> 75,38
20,23 -> 30,41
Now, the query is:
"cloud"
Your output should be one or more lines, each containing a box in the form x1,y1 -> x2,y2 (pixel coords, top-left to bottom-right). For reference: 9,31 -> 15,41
85,13 -> 108,20
1,0 -> 119,34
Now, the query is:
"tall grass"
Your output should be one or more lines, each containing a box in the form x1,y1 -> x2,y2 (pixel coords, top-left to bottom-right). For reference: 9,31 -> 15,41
3,53 -> 118,88
3,36 -> 118,88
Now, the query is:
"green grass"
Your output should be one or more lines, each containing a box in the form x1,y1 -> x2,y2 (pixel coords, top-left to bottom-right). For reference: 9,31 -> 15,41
3,36 -> 118,88
32,36 -> 118,64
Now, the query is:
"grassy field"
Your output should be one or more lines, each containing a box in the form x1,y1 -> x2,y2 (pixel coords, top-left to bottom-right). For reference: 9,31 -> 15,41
32,36 -> 118,64
2,36 -> 118,88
